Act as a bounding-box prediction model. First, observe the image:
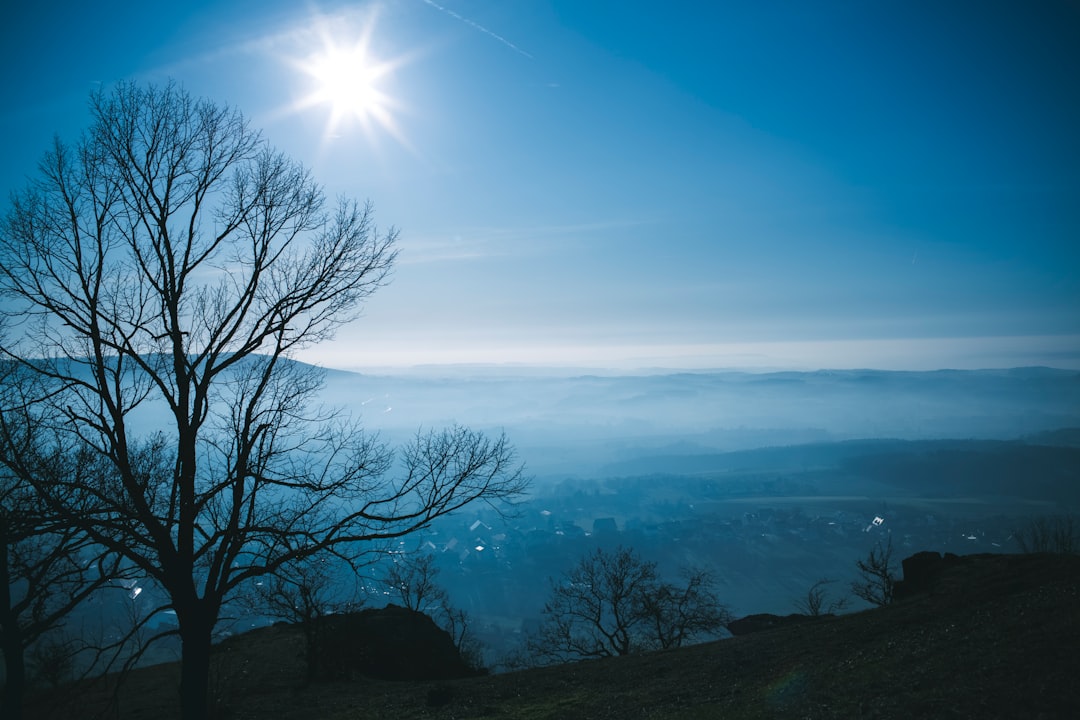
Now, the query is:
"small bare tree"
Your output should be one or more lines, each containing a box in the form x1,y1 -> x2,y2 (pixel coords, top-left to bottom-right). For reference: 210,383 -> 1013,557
638,567 -> 731,650
384,553 -> 448,613
383,552 -> 484,670
0,81 -> 527,720
793,578 -> 848,617
529,547 -> 728,664
242,552 -> 362,682
851,537 -> 897,607
1013,515 -> 1079,554
438,603 -> 484,672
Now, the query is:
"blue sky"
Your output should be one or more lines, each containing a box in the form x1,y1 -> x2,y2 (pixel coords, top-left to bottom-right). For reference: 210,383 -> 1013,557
2,1 -> 1078,371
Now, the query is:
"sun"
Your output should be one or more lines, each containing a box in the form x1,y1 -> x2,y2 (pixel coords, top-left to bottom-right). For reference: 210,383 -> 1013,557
289,12 -> 407,145
308,46 -> 381,120
301,42 -> 391,131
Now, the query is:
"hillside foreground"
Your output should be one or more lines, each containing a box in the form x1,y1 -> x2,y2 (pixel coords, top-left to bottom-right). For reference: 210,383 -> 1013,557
30,552 -> 1080,719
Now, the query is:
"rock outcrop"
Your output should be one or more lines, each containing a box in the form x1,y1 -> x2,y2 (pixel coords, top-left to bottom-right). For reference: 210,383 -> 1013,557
317,605 -> 476,681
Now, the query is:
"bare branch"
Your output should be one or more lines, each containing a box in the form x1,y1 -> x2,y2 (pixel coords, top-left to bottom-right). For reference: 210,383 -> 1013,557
793,577 -> 848,617
528,547 -> 728,665
0,81 -> 526,720
851,536 -> 897,607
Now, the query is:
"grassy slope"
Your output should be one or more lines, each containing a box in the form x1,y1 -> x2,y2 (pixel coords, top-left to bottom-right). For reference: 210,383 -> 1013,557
32,553 -> 1080,719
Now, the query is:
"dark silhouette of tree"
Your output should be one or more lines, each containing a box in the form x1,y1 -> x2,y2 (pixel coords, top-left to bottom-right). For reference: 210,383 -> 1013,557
793,578 -> 848,617
439,602 -> 484,672
1013,515 -> 1079,554
241,552 -> 361,682
638,566 -> 731,650
384,552 -> 448,613
0,359 -> 126,720
851,537 -> 897,607
0,81 -> 526,720
529,547 -> 728,663
383,552 -> 484,670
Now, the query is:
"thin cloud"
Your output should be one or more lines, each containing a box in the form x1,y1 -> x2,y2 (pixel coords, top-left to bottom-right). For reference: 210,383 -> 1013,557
135,6 -> 378,83
401,219 -> 648,264
419,0 -> 533,59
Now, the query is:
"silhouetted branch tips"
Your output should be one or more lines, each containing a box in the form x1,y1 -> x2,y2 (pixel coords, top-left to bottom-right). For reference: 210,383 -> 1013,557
794,578 -> 848,617
528,546 -> 730,664
1013,515 -> 1079,555
383,552 -> 448,613
1,354 -> 138,720
237,551 -> 365,682
0,80 -> 526,720
382,551 -> 486,671
851,536 -> 897,607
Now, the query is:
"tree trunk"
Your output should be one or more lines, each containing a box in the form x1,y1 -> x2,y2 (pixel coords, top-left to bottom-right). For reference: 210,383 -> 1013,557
1,523 -> 26,720
177,608 -> 214,720
303,620 -> 319,683
0,631 -> 26,720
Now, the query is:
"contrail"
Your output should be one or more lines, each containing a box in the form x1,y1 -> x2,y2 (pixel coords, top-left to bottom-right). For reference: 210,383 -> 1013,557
420,0 -> 534,59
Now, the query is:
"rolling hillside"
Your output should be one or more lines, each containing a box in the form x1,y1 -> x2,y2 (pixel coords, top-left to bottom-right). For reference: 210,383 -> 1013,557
35,552 -> 1080,719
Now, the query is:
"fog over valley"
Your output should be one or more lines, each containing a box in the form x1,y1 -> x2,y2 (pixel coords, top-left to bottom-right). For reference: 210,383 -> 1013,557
74,358 -> 1080,657
243,362 -> 1079,665
318,365 -> 1080,478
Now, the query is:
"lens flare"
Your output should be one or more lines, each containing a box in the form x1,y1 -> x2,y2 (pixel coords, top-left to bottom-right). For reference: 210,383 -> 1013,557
287,10 -> 409,147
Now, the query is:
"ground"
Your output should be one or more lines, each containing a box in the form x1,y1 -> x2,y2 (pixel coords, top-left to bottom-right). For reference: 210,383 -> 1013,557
28,552 -> 1080,719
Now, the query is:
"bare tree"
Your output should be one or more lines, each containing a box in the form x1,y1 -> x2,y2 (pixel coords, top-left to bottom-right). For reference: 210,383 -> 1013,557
529,547 -> 728,663
383,552 -> 484,670
0,81 -> 526,720
851,537 -> 897,607
0,359 -> 128,720
793,578 -> 848,617
438,603 -> 484,672
383,552 -> 449,613
637,567 -> 731,650
241,552 -> 361,682
0,475 -> 111,720
1013,515 -> 1079,554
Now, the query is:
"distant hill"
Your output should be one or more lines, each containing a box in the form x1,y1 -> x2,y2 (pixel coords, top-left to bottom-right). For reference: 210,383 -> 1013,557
30,357 -> 1080,477
39,552 -> 1080,719
315,364 -> 1080,476
1025,427 -> 1080,448
596,437 -> 1080,505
